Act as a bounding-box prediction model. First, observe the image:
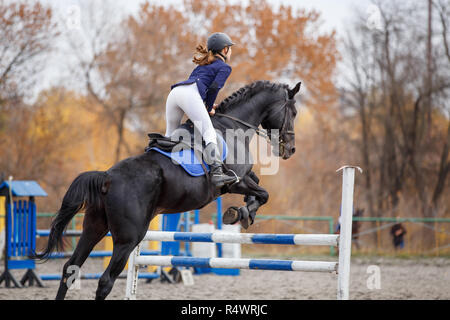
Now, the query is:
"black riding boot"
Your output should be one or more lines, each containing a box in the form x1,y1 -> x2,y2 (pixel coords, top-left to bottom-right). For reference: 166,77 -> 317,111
210,161 -> 237,188
204,142 -> 237,188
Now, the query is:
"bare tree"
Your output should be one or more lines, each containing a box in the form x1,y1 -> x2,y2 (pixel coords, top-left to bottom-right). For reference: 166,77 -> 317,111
0,1 -> 59,101
431,0 -> 450,213
341,0 -> 450,236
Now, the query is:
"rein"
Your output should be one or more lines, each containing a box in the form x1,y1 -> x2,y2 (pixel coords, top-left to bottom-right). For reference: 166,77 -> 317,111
214,99 -> 295,146
213,113 -> 271,142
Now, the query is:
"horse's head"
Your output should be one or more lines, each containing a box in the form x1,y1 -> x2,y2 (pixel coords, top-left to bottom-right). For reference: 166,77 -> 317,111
261,81 -> 301,160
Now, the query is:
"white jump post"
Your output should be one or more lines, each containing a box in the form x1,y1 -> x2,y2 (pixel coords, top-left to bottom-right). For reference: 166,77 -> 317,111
125,242 -> 141,300
125,165 -> 361,300
336,165 -> 361,300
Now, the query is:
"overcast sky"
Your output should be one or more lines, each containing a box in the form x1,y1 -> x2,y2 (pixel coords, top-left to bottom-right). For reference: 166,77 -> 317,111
37,0 -> 376,95
50,0 -> 374,36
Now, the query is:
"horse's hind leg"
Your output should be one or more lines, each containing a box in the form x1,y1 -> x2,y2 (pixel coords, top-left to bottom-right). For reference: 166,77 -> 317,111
55,208 -> 108,300
95,239 -> 140,300
95,218 -> 152,300
95,201 -> 159,300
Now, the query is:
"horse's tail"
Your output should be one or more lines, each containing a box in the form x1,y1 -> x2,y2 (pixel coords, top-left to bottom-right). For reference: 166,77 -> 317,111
31,171 -> 109,260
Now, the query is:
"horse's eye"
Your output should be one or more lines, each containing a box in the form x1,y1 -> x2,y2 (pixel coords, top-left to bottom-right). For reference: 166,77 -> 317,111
288,107 -> 296,117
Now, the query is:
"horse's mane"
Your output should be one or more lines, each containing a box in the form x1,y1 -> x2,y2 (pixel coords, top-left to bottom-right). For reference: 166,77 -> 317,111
216,80 -> 289,113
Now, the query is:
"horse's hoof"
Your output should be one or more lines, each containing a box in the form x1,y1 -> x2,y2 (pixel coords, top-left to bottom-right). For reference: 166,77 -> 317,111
239,206 -> 249,230
249,209 -> 256,225
223,206 -> 240,225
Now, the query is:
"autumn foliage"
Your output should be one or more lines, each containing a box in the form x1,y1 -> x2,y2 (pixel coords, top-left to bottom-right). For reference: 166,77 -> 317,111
0,0 -> 448,253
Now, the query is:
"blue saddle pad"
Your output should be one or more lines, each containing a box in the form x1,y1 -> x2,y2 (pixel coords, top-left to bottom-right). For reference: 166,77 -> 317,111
149,135 -> 228,177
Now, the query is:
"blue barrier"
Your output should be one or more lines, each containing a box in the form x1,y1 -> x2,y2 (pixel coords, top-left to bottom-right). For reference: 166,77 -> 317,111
0,180 -> 47,288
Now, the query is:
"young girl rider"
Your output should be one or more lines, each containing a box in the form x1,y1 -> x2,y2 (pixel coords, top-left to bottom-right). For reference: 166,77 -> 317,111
165,32 -> 236,188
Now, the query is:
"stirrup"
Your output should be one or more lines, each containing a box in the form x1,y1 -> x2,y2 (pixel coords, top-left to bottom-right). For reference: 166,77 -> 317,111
210,165 -> 237,187
225,169 -> 240,186
211,173 -> 236,186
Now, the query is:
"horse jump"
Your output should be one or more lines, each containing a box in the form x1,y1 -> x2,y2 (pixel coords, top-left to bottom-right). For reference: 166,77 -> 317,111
125,166 -> 360,300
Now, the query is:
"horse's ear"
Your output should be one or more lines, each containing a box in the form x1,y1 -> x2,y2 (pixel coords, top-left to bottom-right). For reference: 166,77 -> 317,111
288,81 -> 301,99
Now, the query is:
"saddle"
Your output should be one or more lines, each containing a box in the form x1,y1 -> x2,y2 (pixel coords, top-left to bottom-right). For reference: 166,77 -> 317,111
145,121 -> 228,177
145,121 -> 204,154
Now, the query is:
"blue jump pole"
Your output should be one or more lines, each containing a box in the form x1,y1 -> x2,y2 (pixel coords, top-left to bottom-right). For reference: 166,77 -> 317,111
40,273 -> 159,281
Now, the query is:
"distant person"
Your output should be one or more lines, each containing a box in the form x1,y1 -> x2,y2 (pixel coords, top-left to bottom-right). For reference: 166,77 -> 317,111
390,223 -> 407,250
335,208 -> 364,250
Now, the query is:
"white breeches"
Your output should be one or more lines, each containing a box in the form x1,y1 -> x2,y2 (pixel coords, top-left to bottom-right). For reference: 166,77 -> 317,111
165,82 -> 217,146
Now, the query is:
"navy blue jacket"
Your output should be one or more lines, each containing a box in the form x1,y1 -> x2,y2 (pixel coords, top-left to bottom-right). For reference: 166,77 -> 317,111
171,59 -> 232,112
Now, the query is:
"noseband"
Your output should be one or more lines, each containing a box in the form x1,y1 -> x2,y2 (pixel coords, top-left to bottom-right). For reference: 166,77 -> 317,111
269,100 -> 295,155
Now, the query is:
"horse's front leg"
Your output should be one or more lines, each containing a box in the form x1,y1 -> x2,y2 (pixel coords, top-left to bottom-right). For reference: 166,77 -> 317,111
223,171 -> 268,229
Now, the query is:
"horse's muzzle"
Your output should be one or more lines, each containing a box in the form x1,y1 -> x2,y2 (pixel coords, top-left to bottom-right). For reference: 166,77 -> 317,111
280,143 -> 295,160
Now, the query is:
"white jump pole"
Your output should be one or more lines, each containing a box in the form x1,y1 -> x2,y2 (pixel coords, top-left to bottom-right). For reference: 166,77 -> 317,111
336,165 -> 362,300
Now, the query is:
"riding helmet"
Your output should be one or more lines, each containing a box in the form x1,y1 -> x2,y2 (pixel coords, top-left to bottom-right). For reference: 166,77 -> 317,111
207,32 -> 235,53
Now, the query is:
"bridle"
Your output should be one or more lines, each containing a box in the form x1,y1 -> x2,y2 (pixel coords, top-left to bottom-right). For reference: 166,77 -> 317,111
214,98 -> 296,152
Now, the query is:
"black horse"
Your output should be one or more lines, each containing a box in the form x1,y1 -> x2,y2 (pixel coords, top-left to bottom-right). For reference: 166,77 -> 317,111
34,80 -> 301,300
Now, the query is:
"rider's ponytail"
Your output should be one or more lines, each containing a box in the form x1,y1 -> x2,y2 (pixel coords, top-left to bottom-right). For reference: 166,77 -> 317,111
192,44 -> 216,65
